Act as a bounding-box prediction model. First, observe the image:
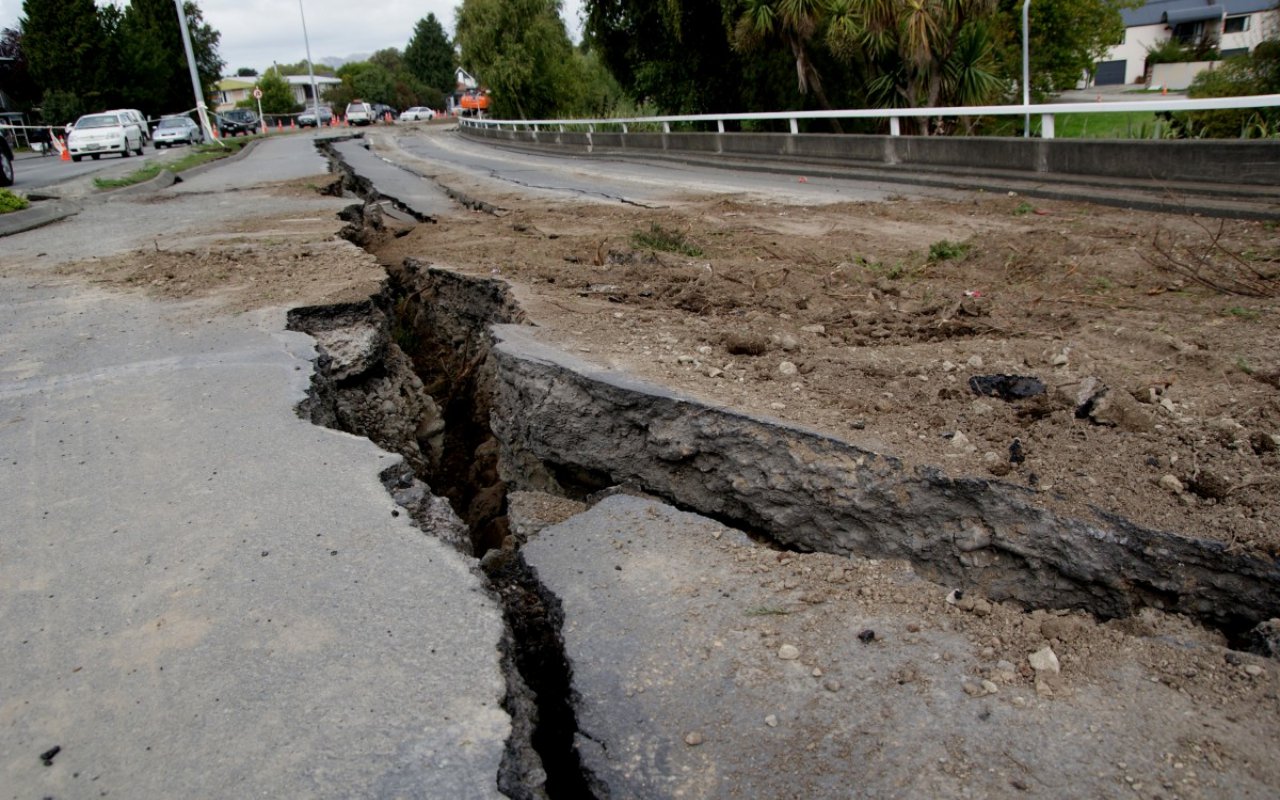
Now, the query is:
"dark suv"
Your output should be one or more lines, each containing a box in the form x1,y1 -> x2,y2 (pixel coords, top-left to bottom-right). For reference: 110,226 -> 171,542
217,109 -> 259,137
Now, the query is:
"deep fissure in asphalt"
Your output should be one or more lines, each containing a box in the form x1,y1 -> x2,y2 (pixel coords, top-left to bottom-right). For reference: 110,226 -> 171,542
289,160 -> 1280,795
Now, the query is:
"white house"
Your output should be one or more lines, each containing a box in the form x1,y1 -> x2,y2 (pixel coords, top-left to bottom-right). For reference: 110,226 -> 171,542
1096,0 -> 1278,85
285,74 -> 343,107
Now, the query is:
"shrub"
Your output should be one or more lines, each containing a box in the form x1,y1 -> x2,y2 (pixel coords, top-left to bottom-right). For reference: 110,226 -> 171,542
0,189 -> 30,214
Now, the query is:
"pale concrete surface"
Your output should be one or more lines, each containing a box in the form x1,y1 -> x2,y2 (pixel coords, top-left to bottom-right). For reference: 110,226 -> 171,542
0,136 -> 511,799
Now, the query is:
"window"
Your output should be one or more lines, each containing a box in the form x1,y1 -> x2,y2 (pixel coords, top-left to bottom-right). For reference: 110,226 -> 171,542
1224,15 -> 1250,34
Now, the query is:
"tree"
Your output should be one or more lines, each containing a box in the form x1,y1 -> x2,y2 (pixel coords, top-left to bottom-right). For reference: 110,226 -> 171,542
119,0 -> 224,115
995,0 -> 1133,99
824,0 -> 1004,130
236,67 -> 259,77
455,0 -> 581,119
732,0 -> 839,114
404,14 -> 455,94
0,27 -> 40,111
20,0 -> 108,106
273,60 -> 336,77
238,69 -> 299,115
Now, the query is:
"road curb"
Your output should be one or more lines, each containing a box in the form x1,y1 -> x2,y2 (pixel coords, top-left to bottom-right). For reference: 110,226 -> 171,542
0,199 -> 82,237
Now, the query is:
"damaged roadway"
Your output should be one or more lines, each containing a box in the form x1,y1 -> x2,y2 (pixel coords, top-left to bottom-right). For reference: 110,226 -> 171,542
0,135 -> 511,798
4,128 -> 1279,799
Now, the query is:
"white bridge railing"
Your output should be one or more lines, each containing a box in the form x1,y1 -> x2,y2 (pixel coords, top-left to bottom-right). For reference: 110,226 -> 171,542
458,94 -> 1280,139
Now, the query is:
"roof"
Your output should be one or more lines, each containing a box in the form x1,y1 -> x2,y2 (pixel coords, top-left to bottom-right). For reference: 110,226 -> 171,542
216,78 -> 256,91
284,75 -> 342,86
1122,0 -> 1276,27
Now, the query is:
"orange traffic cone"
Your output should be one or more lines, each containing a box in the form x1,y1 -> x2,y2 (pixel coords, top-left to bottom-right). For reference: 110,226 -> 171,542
60,137 -> 70,161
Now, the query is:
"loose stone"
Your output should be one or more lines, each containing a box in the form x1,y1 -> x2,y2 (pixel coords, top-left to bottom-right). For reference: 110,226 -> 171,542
764,714 -> 778,727
778,644 -> 800,660
684,732 -> 704,746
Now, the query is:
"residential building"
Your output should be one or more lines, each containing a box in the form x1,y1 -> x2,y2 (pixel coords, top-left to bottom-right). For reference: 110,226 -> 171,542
1096,0 -> 1278,85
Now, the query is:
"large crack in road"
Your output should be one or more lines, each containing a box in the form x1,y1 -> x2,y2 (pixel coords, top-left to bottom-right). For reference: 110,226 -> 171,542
285,140 -> 1280,798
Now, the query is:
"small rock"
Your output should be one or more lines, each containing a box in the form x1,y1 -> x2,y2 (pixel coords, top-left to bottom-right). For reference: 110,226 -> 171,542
800,324 -> 826,335
778,644 -> 800,660
684,732 -> 704,746
942,360 -> 957,372
1244,664 -> 1264,677
1029,646 -> 1060,675
950,431 -> 976,453
967,355 -> 984,368
970,399 -> 994,416
1040,616 -> 1082,641
972,598 -> 993,617
962,681 -> 985,697
724,333 -> 769,356
764,714 -> 779,727
1187,469 -> 1233,501
812,667 -> 824,677
857,629 -> 876,644
775,333 -> 800,352
1011,696 -> 1027,708
1158,474 -> 1184,494
981,679 -> 999,695
705,367 -> 724,379
1050,350 -> 1070,367
983,451 -> 1011,477
778,361 -> 798,376
945,589 -> 963,605
823,679 -> 842,692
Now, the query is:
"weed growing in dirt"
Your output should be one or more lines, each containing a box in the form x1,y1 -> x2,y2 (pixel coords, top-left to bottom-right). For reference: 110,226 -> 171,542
631,223 -> 703,257
1013,201 -> 1035,216
744,607 -> 791,616
927,240 -> 971,263
1088,276 -> 1115,294
1237,357 -> 1255,374
1228,306 -> 1260,320
856,256 -> 910,280
0,189 -> 30,213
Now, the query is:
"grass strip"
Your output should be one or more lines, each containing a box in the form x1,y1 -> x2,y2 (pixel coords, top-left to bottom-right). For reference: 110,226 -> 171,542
93,138 -> 255,190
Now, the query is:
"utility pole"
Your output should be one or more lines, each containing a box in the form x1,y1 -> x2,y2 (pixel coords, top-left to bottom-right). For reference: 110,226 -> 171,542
172,0 -> 219,145
1022,0 -> 1032,137
299,0 -> 322,125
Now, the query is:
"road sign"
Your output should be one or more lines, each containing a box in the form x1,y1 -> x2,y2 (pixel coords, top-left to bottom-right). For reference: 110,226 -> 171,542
253,88 -> 263,100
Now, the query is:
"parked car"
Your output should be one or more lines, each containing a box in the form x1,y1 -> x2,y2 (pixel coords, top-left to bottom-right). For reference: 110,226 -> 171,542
345,101 -> 373,126
67,111 -> 144,161
0,135 -> 13,187
152,115 -> 203,148
106,108 -> 150,142
398,106 -> 436,122
298,105 -> 333,128
217,108 -> 259,137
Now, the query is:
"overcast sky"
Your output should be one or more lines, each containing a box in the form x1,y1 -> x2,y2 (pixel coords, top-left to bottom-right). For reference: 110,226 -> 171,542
0,0 -> 586,75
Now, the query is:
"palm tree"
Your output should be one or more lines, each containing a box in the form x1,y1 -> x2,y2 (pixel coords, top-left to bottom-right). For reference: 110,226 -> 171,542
734,0 -> 842,124
826,0 -> 1002,132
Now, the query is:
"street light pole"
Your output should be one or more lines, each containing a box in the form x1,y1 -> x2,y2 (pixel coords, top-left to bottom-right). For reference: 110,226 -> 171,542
1022,0 -> 1032,137
298,0 -> 322,126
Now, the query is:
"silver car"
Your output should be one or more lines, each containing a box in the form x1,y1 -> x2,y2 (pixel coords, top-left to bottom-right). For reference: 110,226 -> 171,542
152,116 -> 204,148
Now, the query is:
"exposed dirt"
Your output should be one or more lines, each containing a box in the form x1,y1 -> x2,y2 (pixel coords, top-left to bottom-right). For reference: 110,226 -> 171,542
372,191 -> 1280,555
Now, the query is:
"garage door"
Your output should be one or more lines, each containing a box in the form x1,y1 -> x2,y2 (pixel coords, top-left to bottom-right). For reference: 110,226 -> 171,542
1095,60 -> 1127,86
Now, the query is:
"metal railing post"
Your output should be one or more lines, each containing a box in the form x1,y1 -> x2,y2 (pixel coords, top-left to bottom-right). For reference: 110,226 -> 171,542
890,117 -> 901,136
1041,113 -> 1055,139
789,118 -> 798,135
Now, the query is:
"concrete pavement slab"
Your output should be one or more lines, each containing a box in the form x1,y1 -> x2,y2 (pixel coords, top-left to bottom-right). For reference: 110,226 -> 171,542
0,135 -> 512,798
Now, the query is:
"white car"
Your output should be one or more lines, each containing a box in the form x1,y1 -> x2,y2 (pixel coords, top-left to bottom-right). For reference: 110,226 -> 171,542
67,112 -> 144,161
398,107 -> 436,122
106,108 -> 150,142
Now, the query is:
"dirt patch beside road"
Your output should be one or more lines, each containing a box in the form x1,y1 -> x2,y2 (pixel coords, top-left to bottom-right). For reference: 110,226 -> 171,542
375,190 -> 1280,554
